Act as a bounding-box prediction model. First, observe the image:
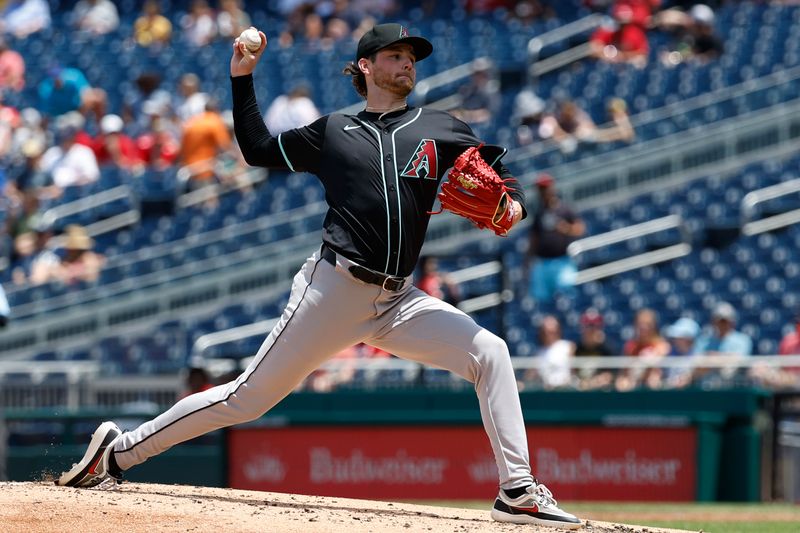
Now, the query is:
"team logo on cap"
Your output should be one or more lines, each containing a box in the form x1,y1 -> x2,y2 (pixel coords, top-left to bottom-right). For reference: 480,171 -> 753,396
401,139 -> 438,180
399,26 -> 409,38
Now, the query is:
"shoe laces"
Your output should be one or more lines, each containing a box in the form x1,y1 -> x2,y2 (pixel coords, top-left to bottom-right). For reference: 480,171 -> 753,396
533,482 -> 558,508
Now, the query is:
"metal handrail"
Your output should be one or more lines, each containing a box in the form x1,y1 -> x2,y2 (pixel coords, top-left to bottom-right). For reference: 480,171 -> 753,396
39,185 -> 136,228
567,215 -> 684,255
191,259 -> 507,358
741,178 -> 800,236
567,215 -> 691,284
530,42 -> 594,78
527,13 -> 606,61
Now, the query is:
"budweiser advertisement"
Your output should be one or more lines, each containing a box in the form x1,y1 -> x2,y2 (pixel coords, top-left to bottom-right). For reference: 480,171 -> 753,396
228,426 -> 696,500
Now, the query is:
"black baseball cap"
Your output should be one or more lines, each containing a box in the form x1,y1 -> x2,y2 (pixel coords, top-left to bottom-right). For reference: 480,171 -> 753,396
356,23 -> 433,62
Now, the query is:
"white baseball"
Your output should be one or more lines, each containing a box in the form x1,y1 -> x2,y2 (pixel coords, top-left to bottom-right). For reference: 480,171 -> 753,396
239,28 -> 262,52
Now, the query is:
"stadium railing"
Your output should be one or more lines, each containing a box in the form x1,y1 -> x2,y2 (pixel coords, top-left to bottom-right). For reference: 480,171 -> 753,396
2,355 -> 797,410
567,215 -> 692,283
742,177 -> 800,236
526,13 -> 605,79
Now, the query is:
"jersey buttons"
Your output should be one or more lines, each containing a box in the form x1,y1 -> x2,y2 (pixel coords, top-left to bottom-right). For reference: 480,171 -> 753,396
385,154 -> 393,162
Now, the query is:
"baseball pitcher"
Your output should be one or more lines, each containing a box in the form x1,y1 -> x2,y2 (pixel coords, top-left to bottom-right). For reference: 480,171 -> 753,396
56,23 -> 580,529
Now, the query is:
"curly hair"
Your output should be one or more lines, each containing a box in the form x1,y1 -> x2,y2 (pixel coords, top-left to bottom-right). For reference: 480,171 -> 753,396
342,54 -> 375,99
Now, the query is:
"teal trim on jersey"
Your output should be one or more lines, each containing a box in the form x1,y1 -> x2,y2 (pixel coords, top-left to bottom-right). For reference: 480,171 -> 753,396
362,122 -> 392,273
489,147 -> 507,167
390,109 -> 423,274
277,133 -> 296,172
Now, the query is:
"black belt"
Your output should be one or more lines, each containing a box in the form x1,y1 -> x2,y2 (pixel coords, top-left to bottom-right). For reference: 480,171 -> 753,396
321,245 -> 406,292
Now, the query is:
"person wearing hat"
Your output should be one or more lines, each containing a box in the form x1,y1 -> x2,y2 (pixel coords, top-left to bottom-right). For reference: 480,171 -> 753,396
574,308 -> 618,390
449,57 -> 500,137
53,224 -> 106,285
575,307 -> 615,357
694,301 -> 753,357
56,23 -> 581,531
526,172 -> 584,302
663,317 -> 701,389
91,113 -> 144,170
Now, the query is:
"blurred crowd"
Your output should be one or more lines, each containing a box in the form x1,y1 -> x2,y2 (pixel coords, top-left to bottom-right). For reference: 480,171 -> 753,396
520,301 -> 800,392
0,1 -> 797,393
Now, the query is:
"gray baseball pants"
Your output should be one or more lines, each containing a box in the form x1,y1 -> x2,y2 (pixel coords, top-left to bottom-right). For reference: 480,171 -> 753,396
113,248 -> 534,490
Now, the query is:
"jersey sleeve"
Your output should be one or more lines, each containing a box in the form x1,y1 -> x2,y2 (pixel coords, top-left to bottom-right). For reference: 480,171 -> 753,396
450,115 -> 528,219
231,74 -> 325,173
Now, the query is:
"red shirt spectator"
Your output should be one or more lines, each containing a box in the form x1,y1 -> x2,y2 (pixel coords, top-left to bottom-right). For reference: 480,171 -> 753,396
91,114 -> 144,169
779,315 -> 800,355
0,39 -> 25,92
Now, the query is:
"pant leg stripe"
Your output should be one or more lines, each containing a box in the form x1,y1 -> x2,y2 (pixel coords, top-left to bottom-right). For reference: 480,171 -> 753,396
116,256 -> 324,455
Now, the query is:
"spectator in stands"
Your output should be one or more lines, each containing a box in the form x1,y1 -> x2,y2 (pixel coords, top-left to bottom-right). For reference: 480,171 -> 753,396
449,58 -> 500,138
0,38 -> 25,92
591,98 -> 636,144
9,137 -> 54,197
415,256 -> 461,306
37,65 -> 107,122
575,308 -> 615,356
526,173 -> 584,301
18,222 -> 58,286
263,83 -> 321,135
181,0 -> 217,48
90,113 -> 145,171
4,189 -> 40,245
0,0 -> 51,39
123,72 -> 173,135
0,282 -> 8,328
178,98 -> 232,191
0,91 -> 19,158
136,102 -> 180,169
9,107 -> 45,165
654,3 -> 723,66
779,310 -> 800,356
589,0 -> 651,68
216,0 -> 251,39
71,0 -> 120,36
538,99 -> 597,154
53,225 -> 106,286
511,86 -> 547,147
306,343 -> 391,392
624,308 -> 671,357
695,301 -> 753,356
37,66 -> 90,118
41,115 -> 100,190
175,73 -> 209,123
663,316 -> 700,388
526,315 -> 574,390
134,0 -> 173,48
182,365 -> 214,398
574,308 -> 617,390
617,308 -> 670,390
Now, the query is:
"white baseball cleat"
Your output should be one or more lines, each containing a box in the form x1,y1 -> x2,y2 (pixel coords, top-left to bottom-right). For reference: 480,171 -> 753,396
55,421 -> 122,488
491,481 -> 582,529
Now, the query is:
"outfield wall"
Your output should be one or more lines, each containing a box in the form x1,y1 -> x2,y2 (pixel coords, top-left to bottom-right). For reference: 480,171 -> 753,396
3,388 -> 770,501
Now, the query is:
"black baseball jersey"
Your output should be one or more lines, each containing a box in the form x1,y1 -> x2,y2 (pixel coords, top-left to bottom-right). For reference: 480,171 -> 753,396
232,75 -> 526,277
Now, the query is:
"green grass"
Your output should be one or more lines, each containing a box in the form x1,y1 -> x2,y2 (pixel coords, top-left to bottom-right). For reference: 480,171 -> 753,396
411,501 -> 800,533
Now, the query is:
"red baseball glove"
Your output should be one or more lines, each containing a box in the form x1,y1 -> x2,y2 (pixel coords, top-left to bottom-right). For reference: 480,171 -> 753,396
431,144 -> 518,236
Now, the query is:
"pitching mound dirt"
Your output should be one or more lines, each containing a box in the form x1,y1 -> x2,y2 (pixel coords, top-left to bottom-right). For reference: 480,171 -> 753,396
0,482 -> 697,533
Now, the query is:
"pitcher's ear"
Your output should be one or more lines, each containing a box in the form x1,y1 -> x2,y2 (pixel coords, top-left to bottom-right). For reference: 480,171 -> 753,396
358,58 -> 370,75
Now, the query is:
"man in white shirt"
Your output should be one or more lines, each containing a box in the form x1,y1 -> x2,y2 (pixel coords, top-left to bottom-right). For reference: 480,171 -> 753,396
40,121 -> 99,189
263,84 -> 321,135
